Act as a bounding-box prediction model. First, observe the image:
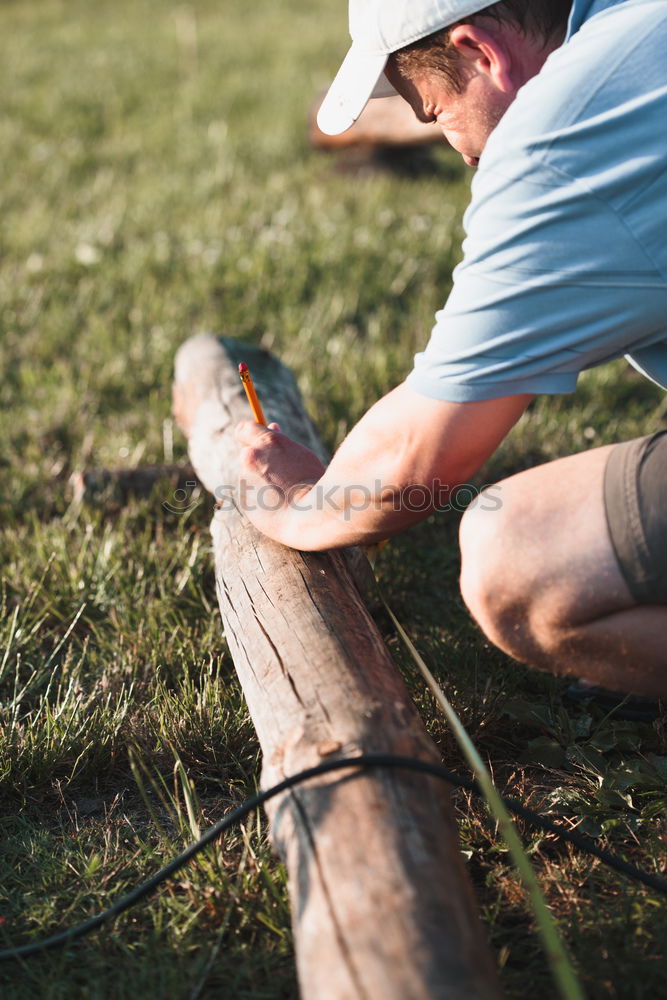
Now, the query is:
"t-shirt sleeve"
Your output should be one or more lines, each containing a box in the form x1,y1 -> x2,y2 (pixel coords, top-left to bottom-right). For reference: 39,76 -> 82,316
406,151 -> 667,403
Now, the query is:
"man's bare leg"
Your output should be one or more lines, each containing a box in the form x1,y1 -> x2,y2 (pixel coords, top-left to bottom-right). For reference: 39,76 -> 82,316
459,445 -> 666,697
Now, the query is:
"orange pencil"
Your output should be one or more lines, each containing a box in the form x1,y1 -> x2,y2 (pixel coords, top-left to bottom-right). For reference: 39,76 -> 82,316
238,362 -> 267,425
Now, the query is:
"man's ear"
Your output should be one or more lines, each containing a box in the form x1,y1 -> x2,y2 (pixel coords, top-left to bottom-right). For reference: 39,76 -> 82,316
448,23 -> 514,93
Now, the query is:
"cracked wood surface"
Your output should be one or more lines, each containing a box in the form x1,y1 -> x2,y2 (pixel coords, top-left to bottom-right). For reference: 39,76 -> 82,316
173,333 -> 501,1000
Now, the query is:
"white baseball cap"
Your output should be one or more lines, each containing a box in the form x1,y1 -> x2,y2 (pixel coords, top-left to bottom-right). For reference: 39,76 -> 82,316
317,0 -> 493,135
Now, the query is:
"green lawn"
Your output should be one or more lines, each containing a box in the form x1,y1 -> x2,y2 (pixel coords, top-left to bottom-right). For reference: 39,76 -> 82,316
1,1 -> 665,997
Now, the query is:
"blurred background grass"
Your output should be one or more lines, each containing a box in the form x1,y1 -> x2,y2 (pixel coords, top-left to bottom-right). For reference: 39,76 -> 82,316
1,0 -> 665,997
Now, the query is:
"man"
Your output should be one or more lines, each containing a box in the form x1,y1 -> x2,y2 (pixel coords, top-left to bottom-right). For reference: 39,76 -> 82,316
236,0 -> 667,697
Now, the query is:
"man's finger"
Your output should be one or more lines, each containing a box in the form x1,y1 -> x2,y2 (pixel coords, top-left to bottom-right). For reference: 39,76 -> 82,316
235,420 -> 277,445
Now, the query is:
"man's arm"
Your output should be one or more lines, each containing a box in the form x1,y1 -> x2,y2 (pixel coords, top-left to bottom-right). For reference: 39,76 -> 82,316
235,382 -> 533,550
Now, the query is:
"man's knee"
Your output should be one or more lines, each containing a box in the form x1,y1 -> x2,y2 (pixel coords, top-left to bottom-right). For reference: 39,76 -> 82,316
458,488 -> 518,641
459,480 -> 579,667
458,481 -> 550,662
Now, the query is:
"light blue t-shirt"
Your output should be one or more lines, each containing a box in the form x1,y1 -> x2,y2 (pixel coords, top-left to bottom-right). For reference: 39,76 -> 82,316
407,0 -> 667,402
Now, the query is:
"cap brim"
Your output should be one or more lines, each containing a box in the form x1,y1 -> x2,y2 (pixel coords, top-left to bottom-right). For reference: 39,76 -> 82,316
316,46 -> 395,136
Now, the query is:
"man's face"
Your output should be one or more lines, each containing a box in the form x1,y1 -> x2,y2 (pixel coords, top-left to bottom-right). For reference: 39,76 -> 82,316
384,63 -> 514,167
384,24 -> 557,167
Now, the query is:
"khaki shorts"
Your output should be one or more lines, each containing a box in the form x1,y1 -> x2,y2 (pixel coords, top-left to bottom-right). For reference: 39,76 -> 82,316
604,431 -> 667,603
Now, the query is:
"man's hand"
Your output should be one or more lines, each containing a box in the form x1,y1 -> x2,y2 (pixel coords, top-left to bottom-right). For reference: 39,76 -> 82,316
235,421 -> 326,543
234,384 -> 533,551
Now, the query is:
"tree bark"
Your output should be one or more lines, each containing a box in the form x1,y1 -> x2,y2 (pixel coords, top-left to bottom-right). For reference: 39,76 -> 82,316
173,333 -> 501,1000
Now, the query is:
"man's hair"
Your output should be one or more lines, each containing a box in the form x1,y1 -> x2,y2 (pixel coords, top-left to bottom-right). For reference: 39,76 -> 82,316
389,0 -> 572,94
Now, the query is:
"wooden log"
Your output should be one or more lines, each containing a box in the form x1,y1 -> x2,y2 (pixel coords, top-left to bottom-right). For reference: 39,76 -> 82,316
70,463 -> 199,507
309,91 -> 444,150
173,333 -> 501,1000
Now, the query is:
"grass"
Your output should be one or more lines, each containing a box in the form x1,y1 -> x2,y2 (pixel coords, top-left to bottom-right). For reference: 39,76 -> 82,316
0,0 -> 665,997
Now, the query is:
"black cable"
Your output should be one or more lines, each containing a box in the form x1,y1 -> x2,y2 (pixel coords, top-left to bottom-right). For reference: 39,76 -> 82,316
1,752 -> 665,962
